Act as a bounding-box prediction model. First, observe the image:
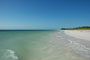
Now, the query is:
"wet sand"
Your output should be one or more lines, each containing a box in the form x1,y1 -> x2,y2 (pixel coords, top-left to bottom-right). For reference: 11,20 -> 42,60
63,30 -> 90,48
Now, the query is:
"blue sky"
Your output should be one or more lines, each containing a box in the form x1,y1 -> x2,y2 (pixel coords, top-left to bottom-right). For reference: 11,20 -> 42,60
0,0 -> 90,29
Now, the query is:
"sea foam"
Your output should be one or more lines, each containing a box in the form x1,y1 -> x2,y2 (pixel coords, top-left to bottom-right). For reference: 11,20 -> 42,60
0,49 -> 18,60
68,40 -> 90,58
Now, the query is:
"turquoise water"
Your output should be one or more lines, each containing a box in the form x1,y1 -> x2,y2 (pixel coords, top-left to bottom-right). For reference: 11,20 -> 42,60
0,31 -> 90,60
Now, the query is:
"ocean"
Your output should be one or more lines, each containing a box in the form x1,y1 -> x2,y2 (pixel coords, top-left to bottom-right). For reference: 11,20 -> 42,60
0,30 -> 90,60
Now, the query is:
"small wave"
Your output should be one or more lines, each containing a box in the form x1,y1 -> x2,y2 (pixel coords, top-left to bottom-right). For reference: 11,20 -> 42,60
0,49 -> 18,60
68,40 -> 90,58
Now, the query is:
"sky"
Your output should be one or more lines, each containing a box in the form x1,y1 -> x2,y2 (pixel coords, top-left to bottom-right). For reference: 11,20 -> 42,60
0,0 -> 90,30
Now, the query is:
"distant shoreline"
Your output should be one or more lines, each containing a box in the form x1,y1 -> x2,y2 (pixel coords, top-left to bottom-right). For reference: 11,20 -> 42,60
61,26 -> 90,30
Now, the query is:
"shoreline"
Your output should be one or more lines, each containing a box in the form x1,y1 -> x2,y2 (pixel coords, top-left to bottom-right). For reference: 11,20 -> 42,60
62,30 -> 90,48
62,30 -> 90,41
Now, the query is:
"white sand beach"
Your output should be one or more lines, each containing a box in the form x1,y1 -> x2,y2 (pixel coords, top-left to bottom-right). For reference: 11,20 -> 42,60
63,30 -> 90,41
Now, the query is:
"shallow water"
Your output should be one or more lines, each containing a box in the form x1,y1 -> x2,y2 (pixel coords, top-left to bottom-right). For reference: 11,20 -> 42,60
0,30 -> 90,60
